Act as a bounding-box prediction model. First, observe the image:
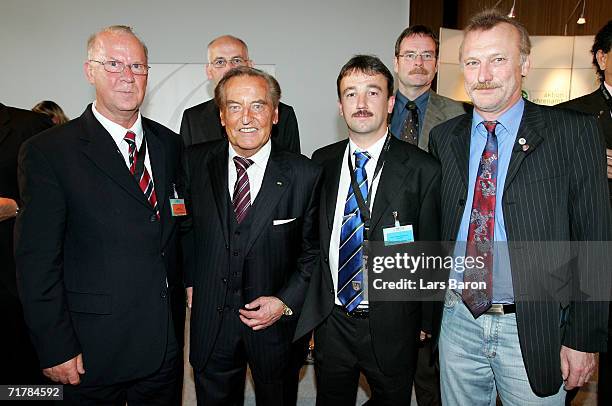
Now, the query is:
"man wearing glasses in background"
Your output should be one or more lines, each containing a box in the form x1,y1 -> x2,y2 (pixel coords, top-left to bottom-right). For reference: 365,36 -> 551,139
180,35 -> 301,153
15,25 -> 184,404
391,25 -> 468,151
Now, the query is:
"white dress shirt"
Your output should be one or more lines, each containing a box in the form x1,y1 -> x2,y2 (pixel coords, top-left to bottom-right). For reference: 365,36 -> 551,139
329,132 -> 388,305
227,140 -> 272,203
91,102 -> 154,182
605,82 -> 612,118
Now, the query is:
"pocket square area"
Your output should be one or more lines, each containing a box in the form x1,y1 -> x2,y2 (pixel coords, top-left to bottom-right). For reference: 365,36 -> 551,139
273,218 -> 296,226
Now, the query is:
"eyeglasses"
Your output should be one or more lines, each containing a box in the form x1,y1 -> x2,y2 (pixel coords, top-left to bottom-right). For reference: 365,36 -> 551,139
397,52 -> 436,62
89,59 -> 150,75
209,57 -> 248,69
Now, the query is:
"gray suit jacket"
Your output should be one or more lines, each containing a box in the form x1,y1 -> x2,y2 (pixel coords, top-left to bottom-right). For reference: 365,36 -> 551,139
419,91 -> 469,152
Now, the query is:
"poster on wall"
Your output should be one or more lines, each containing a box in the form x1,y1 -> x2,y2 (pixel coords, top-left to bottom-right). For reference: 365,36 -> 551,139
437,28 -> 598,105
141,63 -> 276,133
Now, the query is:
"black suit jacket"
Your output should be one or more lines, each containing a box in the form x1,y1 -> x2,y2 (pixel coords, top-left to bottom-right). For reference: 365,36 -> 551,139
183,140 -> 321,380
558,88 -> 612,203
0,104 -> 52,298
180,99 -> 301,153
428,99 -> 612,396
15,105 -> 184,385
294,136 -> 442,375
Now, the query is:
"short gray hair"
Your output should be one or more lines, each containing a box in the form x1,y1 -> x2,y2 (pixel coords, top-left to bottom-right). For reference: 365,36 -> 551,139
87,25 -> 148,60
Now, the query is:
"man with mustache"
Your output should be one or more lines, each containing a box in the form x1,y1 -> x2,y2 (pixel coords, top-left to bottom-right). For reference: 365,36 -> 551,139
429,10 -> 611,405
391,25 -> 468,150
295,55 -> 441,405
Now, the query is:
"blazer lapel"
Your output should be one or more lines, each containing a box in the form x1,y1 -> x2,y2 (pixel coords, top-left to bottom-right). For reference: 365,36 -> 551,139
78,106 -> 152,209
450,114 -> 472,187
322,141 -> 347,234
207,144 -> 230,246
370,138 -> 413,232
419,92 -> 445,151
504,101 -> 545,193
244,147 -> 291,255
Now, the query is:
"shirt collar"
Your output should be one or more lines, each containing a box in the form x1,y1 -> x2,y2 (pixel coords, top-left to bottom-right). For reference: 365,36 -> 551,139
348,130 -> 388,163
604,81 -> 612,95
228,138 -> 272,169
92,101 -> 143,145
471,97 -> 524,139
395,89 -> 430,113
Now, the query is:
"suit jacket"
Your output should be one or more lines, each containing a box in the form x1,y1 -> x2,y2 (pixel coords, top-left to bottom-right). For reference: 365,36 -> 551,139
294,136 -> 442,375
14,105 -> 185,386
180,99 -> 301,153
183,139 -> 321,380
0,103 -> 51,298
428,99 -> 612,396
557,88 -> 612,203
419,91 -> 470,152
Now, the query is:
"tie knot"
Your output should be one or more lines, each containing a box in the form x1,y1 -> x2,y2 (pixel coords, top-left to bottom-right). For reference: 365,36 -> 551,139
483,121 -> 498,135
354,151 -> 371,169
233,156 -> 254,171
406,101 -> 417,111
124,131 -> 137,145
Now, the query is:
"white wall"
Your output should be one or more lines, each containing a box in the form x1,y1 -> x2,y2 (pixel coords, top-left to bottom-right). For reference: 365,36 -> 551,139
0,0 -> 409,156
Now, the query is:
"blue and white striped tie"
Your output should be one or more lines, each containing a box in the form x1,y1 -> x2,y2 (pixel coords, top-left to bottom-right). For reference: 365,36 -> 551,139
338,150 -> 370,312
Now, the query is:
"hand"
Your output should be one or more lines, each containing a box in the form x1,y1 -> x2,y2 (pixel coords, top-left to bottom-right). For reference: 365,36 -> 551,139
606,148 -> 612,179
0,197 -> 18,222
186,287 -> 193,309
43,354 -> 85,385
419,330 -> 432,342
238,296 -> 285,331
560,346 -> 596,390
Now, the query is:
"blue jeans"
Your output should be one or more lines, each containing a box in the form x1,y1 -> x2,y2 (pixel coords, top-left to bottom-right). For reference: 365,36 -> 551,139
439,290 -> 565,406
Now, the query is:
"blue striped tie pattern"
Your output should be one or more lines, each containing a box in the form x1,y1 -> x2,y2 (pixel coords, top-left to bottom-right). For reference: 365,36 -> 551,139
338,151 -> 370,312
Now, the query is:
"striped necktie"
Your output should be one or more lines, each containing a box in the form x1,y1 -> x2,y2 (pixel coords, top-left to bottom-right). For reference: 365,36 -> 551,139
463,121 -> 498,318
124,131 -> 159,218
338,150 -> 370,312
232,156 -> 254,224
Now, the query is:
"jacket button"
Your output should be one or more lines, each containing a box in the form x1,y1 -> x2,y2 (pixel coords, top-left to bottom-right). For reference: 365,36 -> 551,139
150,214 -> 158,222
225,244 -> 229,250
161,251 -> 165,257
233,250 -> 239,256
216,306 -> 223,313
160,289 -> 167,298
329,289 -> 334,294
222,278 -> 228,284
323,257 -> 329,263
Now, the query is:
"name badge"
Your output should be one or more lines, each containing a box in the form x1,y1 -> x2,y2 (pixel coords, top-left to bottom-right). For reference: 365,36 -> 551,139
383,224 -> 414,245
170,198 -> 187,216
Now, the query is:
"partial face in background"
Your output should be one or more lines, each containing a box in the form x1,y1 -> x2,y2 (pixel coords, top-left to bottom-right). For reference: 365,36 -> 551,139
85,31 -> 148,127
394,34 -> 438,92
461,23 -> 530,118
220,75 -> 278,157
596,48 -> 612,86
206,37 -> 251,85
338,70 -> 394,139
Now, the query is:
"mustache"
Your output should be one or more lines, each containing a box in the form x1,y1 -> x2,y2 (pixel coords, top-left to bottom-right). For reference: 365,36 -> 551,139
409,67 -> 429,75
471,81 -> 502,90
352,109 -> 373,118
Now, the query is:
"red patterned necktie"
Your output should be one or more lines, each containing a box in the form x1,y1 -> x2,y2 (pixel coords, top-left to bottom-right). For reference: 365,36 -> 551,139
232,156 -> 254,224
463,121 -> 498,318
124,131 -> 159,218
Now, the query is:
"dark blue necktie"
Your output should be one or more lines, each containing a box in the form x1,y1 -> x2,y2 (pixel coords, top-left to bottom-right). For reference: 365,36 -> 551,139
338,151 -> 370,311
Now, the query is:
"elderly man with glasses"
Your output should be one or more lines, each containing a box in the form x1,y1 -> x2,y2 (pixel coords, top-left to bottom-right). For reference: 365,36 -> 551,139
180,35 -> 301,153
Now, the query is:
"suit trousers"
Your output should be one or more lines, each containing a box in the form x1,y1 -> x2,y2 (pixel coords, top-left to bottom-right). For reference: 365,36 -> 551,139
61,320 -> 179,405
193,309 -> 301,406
314,306 -> 414,406
413,340 -> 441,406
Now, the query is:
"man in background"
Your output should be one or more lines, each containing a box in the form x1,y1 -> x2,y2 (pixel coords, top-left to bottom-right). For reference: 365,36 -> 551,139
0,103 -> 51,385
180,35 -> 300,153
557,19 -> 612,406
391,25 -> 468,151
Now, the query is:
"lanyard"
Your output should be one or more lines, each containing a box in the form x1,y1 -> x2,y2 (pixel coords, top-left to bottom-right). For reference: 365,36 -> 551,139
347,133 -> 392,240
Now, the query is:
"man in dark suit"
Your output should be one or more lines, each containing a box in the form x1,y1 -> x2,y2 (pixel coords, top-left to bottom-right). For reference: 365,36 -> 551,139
391,25 -> 468,153
0,103 -> 51,385
557,19 -> 612,406
294,55 -> 441,405
429,10 -> 611,404
391,24 -> 468,406
15,25 -> 184,404
179,35 -> 300,153
183,66 -> 320,405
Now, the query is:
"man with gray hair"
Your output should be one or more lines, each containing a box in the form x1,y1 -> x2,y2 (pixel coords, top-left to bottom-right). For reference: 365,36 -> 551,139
15,25 -> 184,404
429,9 -> 611,405
183,66 -> 320,404
180,34 -> 300,153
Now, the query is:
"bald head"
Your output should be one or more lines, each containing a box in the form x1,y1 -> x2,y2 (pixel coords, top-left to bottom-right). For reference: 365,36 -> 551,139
206,35 -> 252,85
